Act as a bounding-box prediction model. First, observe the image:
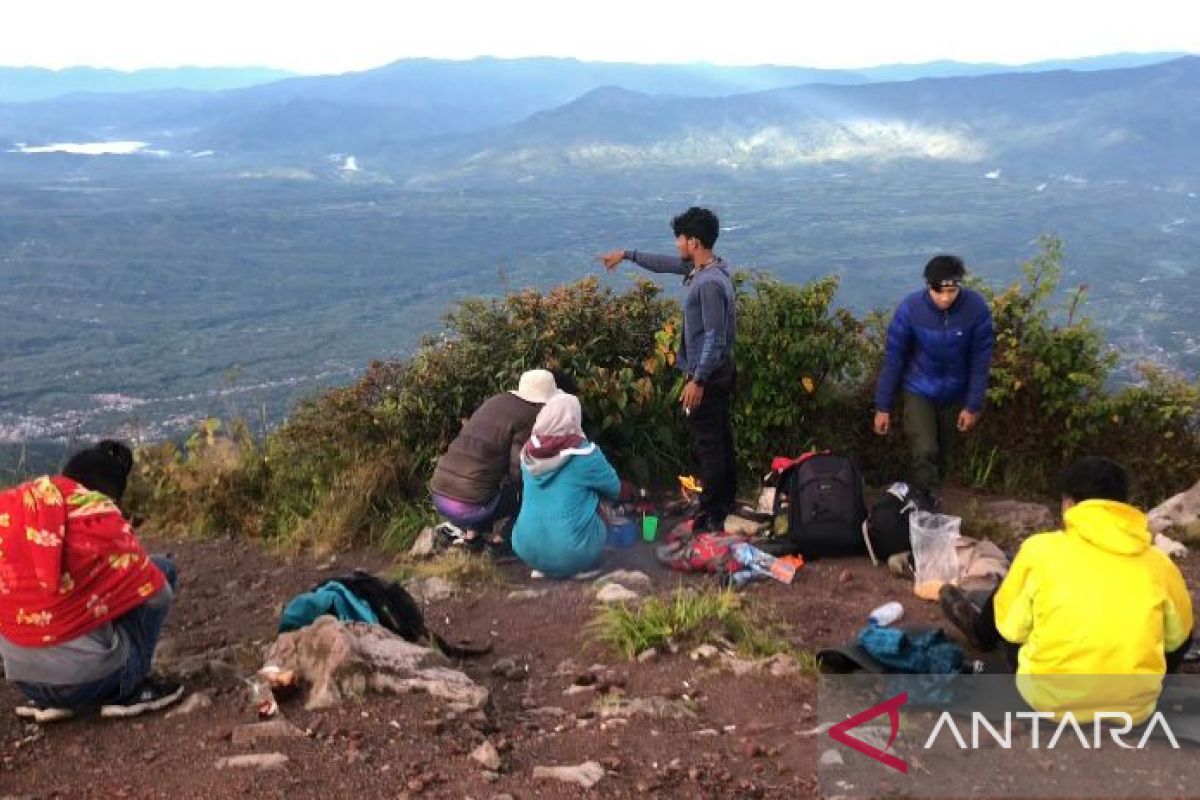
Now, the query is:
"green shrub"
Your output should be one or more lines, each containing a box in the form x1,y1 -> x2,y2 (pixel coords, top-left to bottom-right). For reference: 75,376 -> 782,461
962,235 -> 1200,501
732,273 -> 868,472
127,237 -> 1200,549
374,277 -> 687,485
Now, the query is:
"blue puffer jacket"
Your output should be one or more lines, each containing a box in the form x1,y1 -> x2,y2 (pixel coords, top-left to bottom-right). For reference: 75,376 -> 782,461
874,287 -> 995,412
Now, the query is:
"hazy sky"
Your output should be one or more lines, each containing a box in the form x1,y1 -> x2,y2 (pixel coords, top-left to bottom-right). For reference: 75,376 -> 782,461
4,0 -> 1198,73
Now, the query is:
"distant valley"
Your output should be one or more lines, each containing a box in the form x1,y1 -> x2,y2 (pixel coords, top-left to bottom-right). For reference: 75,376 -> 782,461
0,54 -> 1196,460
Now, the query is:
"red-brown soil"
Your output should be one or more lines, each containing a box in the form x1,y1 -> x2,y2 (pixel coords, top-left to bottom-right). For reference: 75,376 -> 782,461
3,496 -> 1197,800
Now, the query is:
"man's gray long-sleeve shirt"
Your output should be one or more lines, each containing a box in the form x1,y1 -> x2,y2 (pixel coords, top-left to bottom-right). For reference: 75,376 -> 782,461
625,251 -> 735,382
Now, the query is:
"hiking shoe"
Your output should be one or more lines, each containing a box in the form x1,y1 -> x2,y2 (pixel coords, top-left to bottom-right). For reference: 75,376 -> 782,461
433,521 -> 468,549
99,678 -> 184,719
14,700 -> 75,724
938,584 -> 987,650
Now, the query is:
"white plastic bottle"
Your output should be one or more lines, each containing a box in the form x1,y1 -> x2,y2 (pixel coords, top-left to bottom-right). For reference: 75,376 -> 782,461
867,601 -> 904,627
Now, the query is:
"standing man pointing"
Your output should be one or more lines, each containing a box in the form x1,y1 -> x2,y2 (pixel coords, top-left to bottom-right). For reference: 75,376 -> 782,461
598,206 -> 737,532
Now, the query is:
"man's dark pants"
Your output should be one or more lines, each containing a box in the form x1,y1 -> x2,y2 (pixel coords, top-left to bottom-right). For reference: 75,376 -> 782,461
902,391 -> 962,493
687,363 -> 737,528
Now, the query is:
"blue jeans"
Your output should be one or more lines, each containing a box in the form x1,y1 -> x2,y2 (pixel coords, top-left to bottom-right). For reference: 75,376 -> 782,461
18,555 -> 178,709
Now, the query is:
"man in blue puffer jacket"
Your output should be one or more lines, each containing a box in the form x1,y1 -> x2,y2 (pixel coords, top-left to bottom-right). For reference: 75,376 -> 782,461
873,255 -> 995,495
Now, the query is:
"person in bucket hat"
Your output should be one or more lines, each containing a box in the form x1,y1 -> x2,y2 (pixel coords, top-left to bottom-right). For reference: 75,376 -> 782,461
430,369 -> 560,552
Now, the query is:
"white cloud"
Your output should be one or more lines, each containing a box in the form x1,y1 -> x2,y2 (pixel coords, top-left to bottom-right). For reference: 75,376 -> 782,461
12,141 -> 149,155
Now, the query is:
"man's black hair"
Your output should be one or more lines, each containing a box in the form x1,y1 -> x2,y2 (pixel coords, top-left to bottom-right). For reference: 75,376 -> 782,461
62,439 -> 134,502
923,254 -> 966,285
1059,456 -> 1129,503
671,207 -> 720,250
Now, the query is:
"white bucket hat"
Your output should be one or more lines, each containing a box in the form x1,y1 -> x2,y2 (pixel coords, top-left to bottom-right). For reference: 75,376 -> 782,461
510,369 -> 559,404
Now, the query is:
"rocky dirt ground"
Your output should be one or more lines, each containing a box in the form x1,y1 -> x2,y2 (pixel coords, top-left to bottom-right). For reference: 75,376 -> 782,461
2,493 -> 1198,800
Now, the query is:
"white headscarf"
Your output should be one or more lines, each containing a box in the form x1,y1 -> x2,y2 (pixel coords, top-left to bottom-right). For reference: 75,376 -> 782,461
521,393 -> 594,477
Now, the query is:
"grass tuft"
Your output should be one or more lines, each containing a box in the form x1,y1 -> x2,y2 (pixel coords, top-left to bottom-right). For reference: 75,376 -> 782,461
395,549 -> 507,588
590,587 -> 816,673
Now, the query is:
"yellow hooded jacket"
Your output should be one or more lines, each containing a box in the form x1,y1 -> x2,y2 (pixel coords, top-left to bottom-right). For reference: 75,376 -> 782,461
994,499 -> 1193,723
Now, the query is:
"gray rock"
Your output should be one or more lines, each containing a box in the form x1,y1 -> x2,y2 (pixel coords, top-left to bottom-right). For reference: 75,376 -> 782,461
819,749 -> 845,766
533,761 -> 606,789
507,588 -> 547,600
1154,533 -> 1188,559
594,697 -> 695,720
418,576 -> 456,603
636,648 -> 658,663
720,652 -> 800,678
595,583 -> 640,604
594,570 -> 653,593
410,527 -> 436,558
471,741 -> 501,771
1149,478 -> 1200,534
261,616 -> 488,711
977,499 -> 1054,539
689,644 -> 719,661
231,719 -> 304,746
215,753 -> 289,770
528,706 -> 570,717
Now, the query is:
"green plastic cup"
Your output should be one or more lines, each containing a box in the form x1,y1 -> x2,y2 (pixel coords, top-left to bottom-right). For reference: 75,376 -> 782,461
642,514 -> 659,542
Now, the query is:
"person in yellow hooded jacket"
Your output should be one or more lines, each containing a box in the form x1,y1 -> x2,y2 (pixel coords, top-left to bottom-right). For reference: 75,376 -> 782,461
940,456 -> 1193,723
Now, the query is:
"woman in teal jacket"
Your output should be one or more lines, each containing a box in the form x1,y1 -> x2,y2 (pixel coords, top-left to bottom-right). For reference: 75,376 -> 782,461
513,393 -> 620,578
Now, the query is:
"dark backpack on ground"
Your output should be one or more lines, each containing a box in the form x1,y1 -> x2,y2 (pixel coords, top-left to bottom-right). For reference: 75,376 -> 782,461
329,569 -> 491,659
773,453 -> 867,558
865,482 -> 934,562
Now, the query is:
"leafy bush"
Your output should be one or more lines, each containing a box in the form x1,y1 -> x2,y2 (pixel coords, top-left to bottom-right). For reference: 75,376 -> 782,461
732,273 -> 869,471
126,237 -> 1200,549
962,236 -> 1200,501
372,277 -> 687,485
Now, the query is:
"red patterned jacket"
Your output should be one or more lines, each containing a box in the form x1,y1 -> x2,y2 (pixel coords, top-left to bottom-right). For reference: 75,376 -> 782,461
0,476 -> 165,647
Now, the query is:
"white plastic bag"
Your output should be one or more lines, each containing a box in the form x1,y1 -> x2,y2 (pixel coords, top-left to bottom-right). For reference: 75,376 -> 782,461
910,511 -> 961,600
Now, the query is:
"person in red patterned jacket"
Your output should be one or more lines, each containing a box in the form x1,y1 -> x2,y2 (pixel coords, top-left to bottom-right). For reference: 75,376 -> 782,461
0,440 -> 184,722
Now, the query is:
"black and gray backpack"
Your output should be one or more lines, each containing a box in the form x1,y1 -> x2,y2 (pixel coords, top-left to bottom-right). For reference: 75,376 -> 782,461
773,453 -> 867,559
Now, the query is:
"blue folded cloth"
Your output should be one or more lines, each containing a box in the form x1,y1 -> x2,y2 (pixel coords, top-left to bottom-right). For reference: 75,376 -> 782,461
279,581 -> 379,632
857,624 -> 964,675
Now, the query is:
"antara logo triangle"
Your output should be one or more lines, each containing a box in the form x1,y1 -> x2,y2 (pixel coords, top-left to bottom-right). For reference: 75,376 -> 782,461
828,691 -> 908,773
